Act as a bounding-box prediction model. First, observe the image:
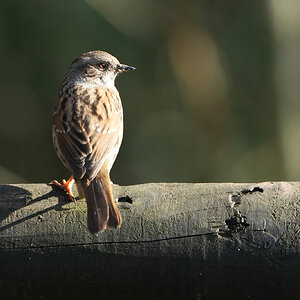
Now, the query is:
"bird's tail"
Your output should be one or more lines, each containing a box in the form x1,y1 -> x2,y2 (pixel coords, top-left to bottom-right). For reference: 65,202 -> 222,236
77,174 -> 121,234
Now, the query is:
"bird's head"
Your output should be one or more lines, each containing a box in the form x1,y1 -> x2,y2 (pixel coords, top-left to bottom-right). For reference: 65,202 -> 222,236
67,50 -> 135,88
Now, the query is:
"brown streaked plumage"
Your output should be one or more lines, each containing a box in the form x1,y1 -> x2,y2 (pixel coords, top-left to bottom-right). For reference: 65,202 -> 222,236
52,50 -> 135,234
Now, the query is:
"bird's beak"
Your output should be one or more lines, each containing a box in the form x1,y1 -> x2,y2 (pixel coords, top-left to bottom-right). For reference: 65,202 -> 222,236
116,64 -> 136,72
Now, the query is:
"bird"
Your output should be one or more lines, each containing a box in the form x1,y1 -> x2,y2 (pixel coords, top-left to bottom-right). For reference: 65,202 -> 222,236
51,50 -> 135,234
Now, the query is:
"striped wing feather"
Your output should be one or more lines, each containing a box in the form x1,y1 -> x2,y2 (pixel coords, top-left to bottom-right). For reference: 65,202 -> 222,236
53,87 -> 122,181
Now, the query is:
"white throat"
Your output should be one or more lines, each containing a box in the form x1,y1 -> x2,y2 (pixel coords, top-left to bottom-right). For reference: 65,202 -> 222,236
76,76 -> 116,90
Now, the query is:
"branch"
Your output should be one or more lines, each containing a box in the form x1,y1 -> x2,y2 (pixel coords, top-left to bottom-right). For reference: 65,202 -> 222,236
0,182 -> 299,299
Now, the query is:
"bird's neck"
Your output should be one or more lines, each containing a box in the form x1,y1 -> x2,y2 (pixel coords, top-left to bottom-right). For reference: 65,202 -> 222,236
65,76 -> 117,92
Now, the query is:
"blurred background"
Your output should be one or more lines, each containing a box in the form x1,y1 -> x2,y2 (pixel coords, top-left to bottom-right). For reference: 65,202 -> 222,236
0,0 -> 300,185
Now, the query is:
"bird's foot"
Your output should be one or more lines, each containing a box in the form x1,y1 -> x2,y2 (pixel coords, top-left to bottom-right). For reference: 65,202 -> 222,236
51,175 -> 75,201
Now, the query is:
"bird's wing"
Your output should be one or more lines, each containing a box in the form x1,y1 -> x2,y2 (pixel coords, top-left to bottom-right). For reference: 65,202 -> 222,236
53,87 -> 123,180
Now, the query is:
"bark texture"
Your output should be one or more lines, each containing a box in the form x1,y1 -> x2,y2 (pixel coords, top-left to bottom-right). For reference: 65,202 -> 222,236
0,182 -> 299,299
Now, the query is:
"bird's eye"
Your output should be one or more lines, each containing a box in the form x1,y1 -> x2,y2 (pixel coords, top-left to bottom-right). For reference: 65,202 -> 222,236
99,63 -> 107,70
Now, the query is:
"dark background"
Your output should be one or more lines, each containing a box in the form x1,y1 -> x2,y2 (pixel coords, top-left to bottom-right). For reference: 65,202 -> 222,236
1,0 -> 299,185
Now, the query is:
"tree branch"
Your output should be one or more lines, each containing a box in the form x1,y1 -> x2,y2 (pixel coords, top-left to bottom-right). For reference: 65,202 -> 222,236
0,182 -> 299,299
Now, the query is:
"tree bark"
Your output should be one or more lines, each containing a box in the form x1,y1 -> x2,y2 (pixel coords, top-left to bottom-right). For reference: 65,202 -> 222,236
0,182 -> 299,299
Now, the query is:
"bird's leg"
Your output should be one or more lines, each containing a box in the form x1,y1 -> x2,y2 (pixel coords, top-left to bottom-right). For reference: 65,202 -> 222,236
51,175 -> 75,201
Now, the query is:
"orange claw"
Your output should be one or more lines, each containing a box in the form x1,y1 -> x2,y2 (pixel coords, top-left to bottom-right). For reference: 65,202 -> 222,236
51,175 -> 75,201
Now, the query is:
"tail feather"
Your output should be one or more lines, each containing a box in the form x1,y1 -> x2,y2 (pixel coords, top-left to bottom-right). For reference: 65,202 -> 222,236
107,197 -> 122,228
78,175 -> 121,234
85,177 -> 108,233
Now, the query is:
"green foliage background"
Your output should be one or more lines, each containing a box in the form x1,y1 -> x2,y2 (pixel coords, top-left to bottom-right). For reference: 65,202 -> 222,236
1,0 -> 299,184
